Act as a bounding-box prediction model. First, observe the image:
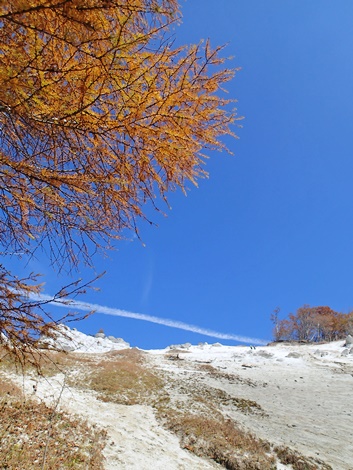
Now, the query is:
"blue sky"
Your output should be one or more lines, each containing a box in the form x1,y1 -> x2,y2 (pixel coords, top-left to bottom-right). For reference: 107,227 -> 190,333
11,1 -> 353,348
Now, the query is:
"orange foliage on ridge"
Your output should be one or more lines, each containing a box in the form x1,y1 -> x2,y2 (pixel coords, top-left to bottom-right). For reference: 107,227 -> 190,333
272,305 -> 353,342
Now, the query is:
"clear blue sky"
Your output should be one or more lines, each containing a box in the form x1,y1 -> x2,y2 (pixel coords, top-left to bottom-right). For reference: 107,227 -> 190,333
12,1 -> 353,348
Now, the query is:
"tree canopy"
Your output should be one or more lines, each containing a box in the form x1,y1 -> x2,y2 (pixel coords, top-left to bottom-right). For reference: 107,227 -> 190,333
271,305 -> 353,343
0,0 -> 240,362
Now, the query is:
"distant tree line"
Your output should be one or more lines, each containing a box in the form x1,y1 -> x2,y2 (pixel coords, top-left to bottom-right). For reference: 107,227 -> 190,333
271,305 -> 353,342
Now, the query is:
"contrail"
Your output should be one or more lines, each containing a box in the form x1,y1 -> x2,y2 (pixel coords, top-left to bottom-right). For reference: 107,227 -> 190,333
28,292 -> 269,345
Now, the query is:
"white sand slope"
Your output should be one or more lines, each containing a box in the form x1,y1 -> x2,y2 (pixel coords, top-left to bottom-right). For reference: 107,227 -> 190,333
6,328 -> 353,469
10,372 -> 219,470
149,341 -> 353,469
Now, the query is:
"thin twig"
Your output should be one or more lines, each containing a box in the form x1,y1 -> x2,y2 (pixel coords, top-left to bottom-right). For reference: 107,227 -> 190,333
41,375 -> 67,470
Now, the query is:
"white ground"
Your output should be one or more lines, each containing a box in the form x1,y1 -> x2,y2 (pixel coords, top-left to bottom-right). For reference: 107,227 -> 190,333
11,373 -> 218,470
150,341 -> 353,470
6,328 -> 353,470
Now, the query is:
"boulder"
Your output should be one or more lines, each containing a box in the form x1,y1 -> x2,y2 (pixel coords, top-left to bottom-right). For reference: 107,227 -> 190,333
108,336 -> 130,347
256,351 -> 273,359
286,352 -> 301,359
95,332 -> 105,339
344,335 -> 353,347
169,343 -> 192,349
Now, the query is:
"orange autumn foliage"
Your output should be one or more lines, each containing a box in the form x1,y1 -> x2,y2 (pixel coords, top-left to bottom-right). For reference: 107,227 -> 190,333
0,0 -> 240,362
272,305 -> 353,343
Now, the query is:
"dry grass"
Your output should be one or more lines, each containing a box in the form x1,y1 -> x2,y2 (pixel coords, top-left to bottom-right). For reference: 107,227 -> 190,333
0,375 -> 22,398
197,363 -> 258,387
274,446 -> 333,470
0,379 -> 106,469
161,410 -> 275,470
0,345 -> 75,376
74,349 -> 168,406
1,346 -> 166,406
193,387 -> 265,415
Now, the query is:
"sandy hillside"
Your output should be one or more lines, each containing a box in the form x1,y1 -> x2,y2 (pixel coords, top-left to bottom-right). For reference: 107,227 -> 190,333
149,340 -> 353,469
2,327 -> 353,470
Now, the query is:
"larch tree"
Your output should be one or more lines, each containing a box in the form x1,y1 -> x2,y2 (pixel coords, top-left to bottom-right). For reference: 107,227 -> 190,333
0,0 -> 240,363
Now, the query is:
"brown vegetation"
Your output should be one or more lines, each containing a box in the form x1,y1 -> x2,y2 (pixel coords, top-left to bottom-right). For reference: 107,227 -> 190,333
0,377 -> 106,469
271,305 -> 353,342
81,349 -> 167,406
164,412 -> 275,470
274,445 -> 332,470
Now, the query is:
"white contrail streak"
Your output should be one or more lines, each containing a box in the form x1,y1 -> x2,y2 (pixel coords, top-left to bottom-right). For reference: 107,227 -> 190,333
28,293 -> 269,345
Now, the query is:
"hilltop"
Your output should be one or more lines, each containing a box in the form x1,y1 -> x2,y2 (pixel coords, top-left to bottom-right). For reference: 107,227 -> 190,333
1,326 -> 352,469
